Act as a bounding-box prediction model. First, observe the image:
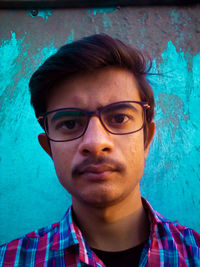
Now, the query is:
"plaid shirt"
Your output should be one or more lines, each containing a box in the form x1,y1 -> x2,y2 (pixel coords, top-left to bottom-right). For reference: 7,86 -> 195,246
0,198 -> 200,267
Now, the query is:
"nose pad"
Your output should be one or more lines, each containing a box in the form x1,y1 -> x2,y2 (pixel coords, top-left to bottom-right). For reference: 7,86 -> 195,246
79,116 -> 114,156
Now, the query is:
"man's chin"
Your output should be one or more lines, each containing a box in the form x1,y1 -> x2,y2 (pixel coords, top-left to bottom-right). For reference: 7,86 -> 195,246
73,188 -> 124,209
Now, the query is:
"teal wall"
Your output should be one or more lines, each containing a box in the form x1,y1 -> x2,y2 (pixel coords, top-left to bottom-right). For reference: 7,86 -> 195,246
0,6 -> 200,245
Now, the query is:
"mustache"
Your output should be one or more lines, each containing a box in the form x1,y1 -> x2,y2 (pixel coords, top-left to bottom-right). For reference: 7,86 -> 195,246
72,156 -> 125,178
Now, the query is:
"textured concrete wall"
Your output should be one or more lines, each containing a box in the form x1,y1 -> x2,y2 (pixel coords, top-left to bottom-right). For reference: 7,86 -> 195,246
0,6 -> 200,245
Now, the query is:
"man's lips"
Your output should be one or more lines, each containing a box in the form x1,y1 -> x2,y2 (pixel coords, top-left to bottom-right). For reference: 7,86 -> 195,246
79,164 -> 116,175
71,157 -> 125,178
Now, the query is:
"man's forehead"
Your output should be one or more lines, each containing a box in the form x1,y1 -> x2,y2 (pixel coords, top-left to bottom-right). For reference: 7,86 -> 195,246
47,67 -> 141,111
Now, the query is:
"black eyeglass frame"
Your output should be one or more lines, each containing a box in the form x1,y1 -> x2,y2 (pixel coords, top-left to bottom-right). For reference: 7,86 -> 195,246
37,101 -> 150,142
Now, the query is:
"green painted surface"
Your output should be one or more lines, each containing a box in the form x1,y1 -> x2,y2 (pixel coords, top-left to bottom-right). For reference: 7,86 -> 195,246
0,6 -> 199,245
88,8 -> 116,15
27,10 -> 53,21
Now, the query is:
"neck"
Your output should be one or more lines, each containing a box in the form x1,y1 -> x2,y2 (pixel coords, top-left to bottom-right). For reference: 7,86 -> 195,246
72,189 -> 150,251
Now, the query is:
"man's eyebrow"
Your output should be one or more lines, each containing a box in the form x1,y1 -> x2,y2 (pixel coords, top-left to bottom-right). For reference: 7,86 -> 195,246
104,103 -> 139,113
52,110 -> 84,120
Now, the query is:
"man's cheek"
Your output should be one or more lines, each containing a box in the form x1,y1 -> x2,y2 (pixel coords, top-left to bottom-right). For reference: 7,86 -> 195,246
128,136 -> 144,154
128,142 -> 145,169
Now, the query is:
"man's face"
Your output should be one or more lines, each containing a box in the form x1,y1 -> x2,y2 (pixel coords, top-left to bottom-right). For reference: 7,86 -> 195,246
39,67 -> 155,208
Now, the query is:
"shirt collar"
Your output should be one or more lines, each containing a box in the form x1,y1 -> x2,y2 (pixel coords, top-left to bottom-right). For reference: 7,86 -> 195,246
50,206 -> 98,265
50,206 -> 79,251
141,197 -> 175,239
50,197 -> 172,252
142,197 -> 171,224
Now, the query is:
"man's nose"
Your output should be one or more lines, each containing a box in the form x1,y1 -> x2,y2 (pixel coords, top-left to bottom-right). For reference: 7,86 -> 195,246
79,116 -> 114,156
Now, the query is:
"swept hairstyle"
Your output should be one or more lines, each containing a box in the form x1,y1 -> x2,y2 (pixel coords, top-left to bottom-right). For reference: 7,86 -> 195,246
29,34 -> 155,145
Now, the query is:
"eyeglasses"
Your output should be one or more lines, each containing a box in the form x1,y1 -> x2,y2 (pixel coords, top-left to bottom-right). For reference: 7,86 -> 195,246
38,101 -> 150,142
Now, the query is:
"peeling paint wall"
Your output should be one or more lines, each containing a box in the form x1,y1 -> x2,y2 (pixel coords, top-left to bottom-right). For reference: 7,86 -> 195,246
0,6 -> 200,244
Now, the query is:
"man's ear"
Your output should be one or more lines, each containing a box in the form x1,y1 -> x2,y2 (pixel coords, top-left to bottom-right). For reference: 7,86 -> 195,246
38,133 -> 52,158
144,122 -> 155,158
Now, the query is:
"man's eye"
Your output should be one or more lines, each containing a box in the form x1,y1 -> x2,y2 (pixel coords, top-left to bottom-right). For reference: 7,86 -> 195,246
56,119 -> 78,130
63,120 -> 76,129
113,114 -> 128,123
108,113 -> 131,125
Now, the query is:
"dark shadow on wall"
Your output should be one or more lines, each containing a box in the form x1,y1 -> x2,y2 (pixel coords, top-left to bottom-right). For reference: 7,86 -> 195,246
0,0 -> 200,9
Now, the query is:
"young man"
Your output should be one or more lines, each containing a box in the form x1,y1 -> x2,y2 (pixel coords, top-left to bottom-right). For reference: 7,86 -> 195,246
0,34 -> 199,266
